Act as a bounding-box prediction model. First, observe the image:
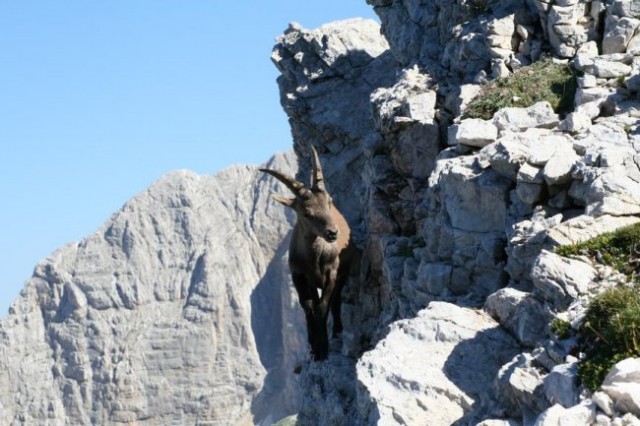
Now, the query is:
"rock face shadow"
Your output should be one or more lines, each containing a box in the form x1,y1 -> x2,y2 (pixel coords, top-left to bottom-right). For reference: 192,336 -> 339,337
250,233 -> 307,424
444,326 -> 521,425
352,304 -> 520,425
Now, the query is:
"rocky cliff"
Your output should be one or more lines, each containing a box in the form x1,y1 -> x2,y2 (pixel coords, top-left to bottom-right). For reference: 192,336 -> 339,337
272,2 -> 640,426
0,152 -> 308,425
2,1 -> 640,425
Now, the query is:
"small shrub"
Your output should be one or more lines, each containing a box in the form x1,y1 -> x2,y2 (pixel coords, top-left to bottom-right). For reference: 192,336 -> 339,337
464,57 -> 578,120
578,286 -> 640,390
551,318 -> 572,340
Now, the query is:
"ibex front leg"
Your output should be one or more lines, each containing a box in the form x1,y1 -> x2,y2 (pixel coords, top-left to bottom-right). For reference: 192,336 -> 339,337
312,267 -> 339,360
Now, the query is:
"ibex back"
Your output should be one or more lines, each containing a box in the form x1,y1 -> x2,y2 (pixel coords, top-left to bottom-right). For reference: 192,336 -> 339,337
260,146 -> 352,361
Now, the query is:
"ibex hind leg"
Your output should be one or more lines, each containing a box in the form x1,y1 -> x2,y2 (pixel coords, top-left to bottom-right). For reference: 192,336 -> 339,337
292,273 -> 325,360
331,277 -> 345,337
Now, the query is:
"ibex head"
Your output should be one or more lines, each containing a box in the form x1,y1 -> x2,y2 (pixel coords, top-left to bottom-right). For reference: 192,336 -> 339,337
260,146 -> 340,243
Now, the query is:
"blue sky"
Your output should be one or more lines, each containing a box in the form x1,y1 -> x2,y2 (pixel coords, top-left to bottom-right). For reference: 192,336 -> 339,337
0,2 -> 378,315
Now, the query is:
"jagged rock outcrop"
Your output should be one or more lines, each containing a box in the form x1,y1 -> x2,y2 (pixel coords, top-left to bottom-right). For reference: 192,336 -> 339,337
272,2 -> 640,426
0,152 -> 306,425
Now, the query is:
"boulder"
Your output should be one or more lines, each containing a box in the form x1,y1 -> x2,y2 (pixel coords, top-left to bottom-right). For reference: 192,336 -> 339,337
542,146 -> 580,185
603,16 -> 640,54
543,361 -> 579,408
493,102 -> 560,132
602,358 -> 640,417
533,401 -> 597,426
357,302 -> 520,425
531,250 -> 598,309
497,353 -> 550,417
448,118 -> 499,148
573,55 -> 633,78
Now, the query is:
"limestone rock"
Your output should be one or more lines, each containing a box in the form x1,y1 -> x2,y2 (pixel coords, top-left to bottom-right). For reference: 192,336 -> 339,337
584,166 -> 640,216
602,358 -> 640,417
558,111 -> 591,133
603,16 -> 640,54
543,146 -> 580,185
493,102 -> 559,132
531,250 -> 598,309
356,302 -> 520,425
0,152 -> 305,425
544,362 -> 579,408
533,401 -> 597,426
497,353 -> 550,418
546,214 -> 640,247
480,135 -> 531,180
272,19 -> 396,237
573,55 -> 633,78
593,391 -> 615,417
448,118 -> 499,148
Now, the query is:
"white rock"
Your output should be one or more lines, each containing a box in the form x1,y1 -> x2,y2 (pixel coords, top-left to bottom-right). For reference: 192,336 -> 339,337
627,33 -> 640,55
543,147 -> 580,185
546,214 -> 640,247
594,391 -> 616,417
576,41 -> 599,57
406,91 -> 437,123
602,358 -> 640,416
528,132 -> 574,166
517,182 -> 545,204
603,16 -> 640,54
481,136 -> 531,180
477,420 -> 520,426
531,250 -> 598,309
574,56 -> 633,78
579,74 -> 598,88
356,302 -> 519,426
574,123 -> 630,153
518,162 -> 545,184
445,83 -> 483,116
448,118 -> 499,147
585,168 -> 640,216
534,401 -> 597,426
437,156 -> 512,233
555,0 -> 580,6
559,111 -> 592,133
544,361 -> 579,408
576,101 -> 605,119
0,152 -> 305,425
575,86 -> 612,106
484,287 -> 529,324
493,101 -> 560,132
497,353 -> 550,415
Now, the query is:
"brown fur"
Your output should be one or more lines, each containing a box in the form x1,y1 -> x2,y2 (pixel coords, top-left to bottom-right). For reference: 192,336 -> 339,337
260,146 -> 352,361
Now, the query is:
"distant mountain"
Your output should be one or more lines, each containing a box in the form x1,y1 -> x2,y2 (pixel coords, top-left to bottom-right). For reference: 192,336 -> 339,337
0,151 -> 306,425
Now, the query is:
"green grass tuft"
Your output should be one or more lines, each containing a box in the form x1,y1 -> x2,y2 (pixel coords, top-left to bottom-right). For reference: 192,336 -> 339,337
578,286 -> 640,390
556,223 -> 640,390
464,57 -> 578,120
551,318 -> 572,340
555,223 -> 640,282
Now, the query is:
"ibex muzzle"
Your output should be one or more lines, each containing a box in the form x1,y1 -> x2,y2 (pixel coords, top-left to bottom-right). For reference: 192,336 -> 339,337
260,145 -> 353,361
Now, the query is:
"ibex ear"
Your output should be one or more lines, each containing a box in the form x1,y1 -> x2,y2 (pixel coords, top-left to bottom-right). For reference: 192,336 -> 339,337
272,194 -> 295,207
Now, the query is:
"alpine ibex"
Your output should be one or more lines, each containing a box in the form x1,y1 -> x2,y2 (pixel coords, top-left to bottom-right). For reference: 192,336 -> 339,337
260,146 -> 353,361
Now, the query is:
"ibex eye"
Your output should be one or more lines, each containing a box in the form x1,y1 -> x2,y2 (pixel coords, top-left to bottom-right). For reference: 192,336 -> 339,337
323,230 -> 338,242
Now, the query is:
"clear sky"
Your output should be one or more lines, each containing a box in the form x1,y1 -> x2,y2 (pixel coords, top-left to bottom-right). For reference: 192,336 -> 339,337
0,1 -> 379,315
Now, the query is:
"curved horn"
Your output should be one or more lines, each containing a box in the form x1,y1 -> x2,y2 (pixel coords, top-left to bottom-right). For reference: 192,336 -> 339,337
259,168 -> 308,196
310,145 -> 325,191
